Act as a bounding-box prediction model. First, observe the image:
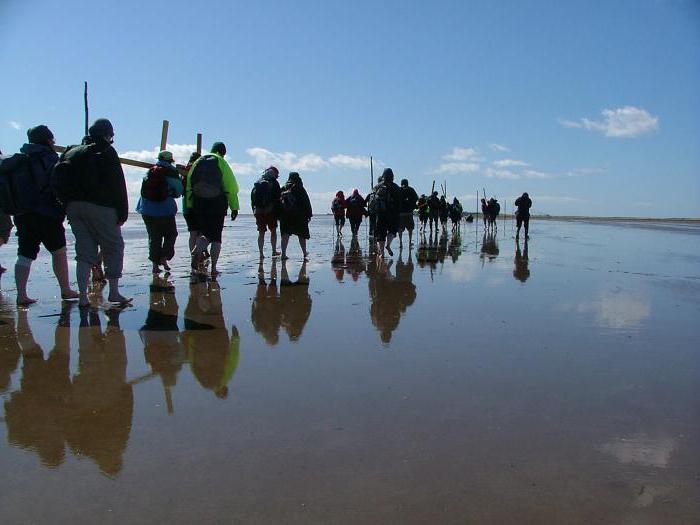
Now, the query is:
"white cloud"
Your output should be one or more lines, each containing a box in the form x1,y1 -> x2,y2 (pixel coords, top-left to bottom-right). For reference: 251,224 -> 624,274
246,147 -> 327,172
535,195 -> 588,203
558,118 -> 582,129
489,143 -> 509,152
485,167 -> 520,180
561,106 -> 659,138
443,147 -> 483,161
433,162 -> 481,175
8,121 -> 21,130
493,159 -> 528,168
523,169 -> 552,179
328,154 -> 371,170
565,167 -> 606,177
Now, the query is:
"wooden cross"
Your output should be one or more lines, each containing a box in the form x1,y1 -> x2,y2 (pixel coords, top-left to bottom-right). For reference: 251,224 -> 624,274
54,120 -> 203,175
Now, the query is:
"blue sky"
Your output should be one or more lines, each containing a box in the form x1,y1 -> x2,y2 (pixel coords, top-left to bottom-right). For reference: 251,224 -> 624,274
1,0 -> 698,217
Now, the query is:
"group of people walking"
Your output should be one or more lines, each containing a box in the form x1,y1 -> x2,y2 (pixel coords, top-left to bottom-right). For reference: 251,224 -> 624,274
0,119 -> 534,306
329,168 -> 467,258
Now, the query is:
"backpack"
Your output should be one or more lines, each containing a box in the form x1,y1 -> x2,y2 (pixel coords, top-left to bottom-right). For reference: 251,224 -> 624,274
0,153 -> 44,215
493,202 -> 501,216
331,198 -> 343,213
374,184 -> 392,213
0,154 -> 26,214
280,188 -> 297,212
52,144 -> 95,205
141,165 -> 170,202
251,177 -> 272,209
190,155 -> 223,200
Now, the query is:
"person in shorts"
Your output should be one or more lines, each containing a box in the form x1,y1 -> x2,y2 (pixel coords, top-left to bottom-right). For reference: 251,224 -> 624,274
398,178 -> 418,249
9,125 -> 79,304
252,166 -> 281,259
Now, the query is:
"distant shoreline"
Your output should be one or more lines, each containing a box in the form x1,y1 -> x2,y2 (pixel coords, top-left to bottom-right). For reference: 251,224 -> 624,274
127,212 -> 700,223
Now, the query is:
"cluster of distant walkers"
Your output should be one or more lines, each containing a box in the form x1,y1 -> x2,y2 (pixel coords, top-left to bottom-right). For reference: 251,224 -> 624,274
0,118 -> 533,307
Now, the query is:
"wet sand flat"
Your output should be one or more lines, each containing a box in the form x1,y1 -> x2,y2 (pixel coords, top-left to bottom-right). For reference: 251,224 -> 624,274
1,216 -> 698,524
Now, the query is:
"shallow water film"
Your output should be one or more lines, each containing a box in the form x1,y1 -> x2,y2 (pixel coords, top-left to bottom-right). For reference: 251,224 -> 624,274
1,216 -> 698,524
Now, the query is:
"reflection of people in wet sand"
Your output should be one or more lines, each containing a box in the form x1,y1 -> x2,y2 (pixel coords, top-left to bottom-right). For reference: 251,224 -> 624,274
4,305 -> 133,476
448,231 -> 462,263
0,300 -> 21,393
183,282 -> 240,398
4,306 -> 72,468
367,255 -> 416,344
345,236 -> 366,282
67,307 -> 133,476
139,277 -> 184,412
513,238 -> 530,283
331,238 -> 345,281
480,231 -> 500,261
280,260 -> 312,342
251,260 -> 282,346
251,260 -> 312,345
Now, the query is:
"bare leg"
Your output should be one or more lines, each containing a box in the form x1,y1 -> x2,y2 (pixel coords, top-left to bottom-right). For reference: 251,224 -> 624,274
257,231 -> 265,258
270,229 -> 279,255
281,234 -> 290,260
14,257 -> 35,305
210,242 -> 222,276
107,278 -> 132,305
299,237 -> 309,260
51,247 -> 79,300
386,233 -> 395,256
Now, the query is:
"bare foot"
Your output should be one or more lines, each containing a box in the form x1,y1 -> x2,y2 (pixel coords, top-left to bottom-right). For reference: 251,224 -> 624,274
272,251 -> 280,256
303,252 -> 310,261
16,296 -> 37,306
108,294 -> 132,305
259,253 -> 265,260
79,294 -> 90,308
281,255 -> 289,261
61,290 -> 80,301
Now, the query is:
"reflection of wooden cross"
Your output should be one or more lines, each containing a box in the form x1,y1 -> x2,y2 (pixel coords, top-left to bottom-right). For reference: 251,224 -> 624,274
54,120 -> 202,175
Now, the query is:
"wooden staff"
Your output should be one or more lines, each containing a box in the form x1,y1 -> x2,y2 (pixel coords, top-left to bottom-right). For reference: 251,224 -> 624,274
196,133 -> 202,155
160,120 -> 169,151
370,155 -> 374,189
83,81 -> 89,137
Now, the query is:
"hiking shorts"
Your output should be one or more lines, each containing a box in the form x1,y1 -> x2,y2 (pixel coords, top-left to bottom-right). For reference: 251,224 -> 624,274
183,211 -> 199,232
14,212 -> 67,260
198,213 -> 225,243
516,213 -> 530,228
255,211 -> 278,232
399,212 -> 414,232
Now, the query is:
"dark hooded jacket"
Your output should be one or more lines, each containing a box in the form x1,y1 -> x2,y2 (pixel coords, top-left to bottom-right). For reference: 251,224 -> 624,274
60,138 -> 129,223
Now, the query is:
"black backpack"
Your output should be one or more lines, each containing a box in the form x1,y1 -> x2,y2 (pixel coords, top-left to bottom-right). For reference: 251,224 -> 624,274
280,188 -> 298,212
141,165 -> 170,202
191,155 -> 223,199
251,178 -> 272,209
0,153 -> 46,215
52,144 -> 96,205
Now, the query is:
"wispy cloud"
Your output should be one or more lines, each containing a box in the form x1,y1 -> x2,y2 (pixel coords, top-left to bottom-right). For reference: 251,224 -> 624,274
565,167 -> 606,177
433,162 -> 480,175
523,169 -> 553,179
561,106 -> 659,138
8,120 -> 21,130
489,143 -> 509,152
493,159 -> 528,168
485,168 -> 520,180
246,147 -> 327,172
443,147 -> 483,162
327,154 -> 371,170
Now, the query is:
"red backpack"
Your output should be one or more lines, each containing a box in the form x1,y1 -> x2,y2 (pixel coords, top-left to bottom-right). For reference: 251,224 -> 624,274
141,165 -> 170,202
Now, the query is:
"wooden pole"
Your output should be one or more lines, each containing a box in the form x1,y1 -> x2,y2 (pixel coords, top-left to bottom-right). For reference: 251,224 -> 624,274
431,180 -> 435,194
370,156 -> 374,189
83,81 -> 89,137
196,133 -> 202,155
160,120 -> 169,151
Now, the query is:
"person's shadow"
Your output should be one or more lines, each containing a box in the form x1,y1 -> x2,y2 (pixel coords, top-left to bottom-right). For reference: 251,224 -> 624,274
279,260 -> 312,342
513,238 -> 530,283
251,259 -> 282,346
183,281 -> 240,399
368,253 -> 417,345
139,276 -> 184,414
480,231 -> 500,262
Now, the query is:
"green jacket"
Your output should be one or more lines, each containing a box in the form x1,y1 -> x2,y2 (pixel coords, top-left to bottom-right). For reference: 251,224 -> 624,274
185,152 -> 239,212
